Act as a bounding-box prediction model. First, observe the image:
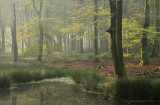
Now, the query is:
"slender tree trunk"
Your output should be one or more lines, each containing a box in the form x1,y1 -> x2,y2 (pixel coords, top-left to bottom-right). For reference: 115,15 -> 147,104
12,3 -> 18,62
32,0 -> 44,62
140,0 -> 150,65
38,19 -> 44,62
0,10 -> 5,54
94,0 -> 100,62
151,0 -> 159,57
25,6 -> 31,46
79,30 -> 84,53
71,34 -> 76,51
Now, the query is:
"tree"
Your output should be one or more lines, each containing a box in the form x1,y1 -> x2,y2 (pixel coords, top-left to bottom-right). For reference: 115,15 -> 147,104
151,0 -> 160,57
94,0 -> 100,63
32,0 -> 44,62
12,3 -> 18,62
140,0 -> 150,66
106,0 -> 127,78
0,10 -> 5,54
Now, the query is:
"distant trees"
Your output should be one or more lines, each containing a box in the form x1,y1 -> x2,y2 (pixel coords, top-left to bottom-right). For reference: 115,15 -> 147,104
0,0 -> 159,67
106,0 -> 127,78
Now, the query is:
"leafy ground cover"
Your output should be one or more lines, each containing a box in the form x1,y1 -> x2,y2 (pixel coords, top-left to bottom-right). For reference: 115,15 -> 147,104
51,57 -> 160,79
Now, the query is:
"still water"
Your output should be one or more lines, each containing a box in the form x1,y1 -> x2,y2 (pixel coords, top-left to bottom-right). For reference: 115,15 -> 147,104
0,77 -> 105,105
0,77 -> 159,105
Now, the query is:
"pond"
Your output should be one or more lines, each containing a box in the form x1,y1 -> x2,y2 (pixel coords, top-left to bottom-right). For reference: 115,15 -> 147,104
0,77 -> 159,105
0,77 -> 105,105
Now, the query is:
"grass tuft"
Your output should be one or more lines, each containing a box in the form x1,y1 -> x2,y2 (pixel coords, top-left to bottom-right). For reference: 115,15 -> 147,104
32,71 -> 44,81
0,74 -> 11,89
11,70 -> 33,83
71,69 -> 106,91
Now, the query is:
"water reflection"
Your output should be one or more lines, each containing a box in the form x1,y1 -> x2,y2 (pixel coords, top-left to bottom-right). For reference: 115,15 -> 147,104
12,95 -> 17,105
0,78 -> 105,105
0,78 -> 160,105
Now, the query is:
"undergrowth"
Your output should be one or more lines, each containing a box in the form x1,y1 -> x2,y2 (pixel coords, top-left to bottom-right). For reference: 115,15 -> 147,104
0,62 -> 105,92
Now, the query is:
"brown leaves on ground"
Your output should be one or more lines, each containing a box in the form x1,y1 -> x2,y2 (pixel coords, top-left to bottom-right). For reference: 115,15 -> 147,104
52,57 -> 160,78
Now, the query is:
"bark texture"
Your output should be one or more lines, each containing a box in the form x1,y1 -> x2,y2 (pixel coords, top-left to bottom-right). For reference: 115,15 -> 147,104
140,0 -> 150,66
106,0 -> 127,78
12,3 -> 18,62
94,0 -> 100,63
151,0 -> 160,57
33,0 -> 44,62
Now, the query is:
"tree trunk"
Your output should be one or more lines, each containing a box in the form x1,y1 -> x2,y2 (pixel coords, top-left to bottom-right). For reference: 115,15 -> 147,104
116,0 -> 126,78
94,0 -> 100,62
0,10 -> 5,54
32,0 -> 44,62
25,6 -> 31,46
12,3 -> 18,62
106,0 -> 127,78
38,20 -> 44,62
79,30 -> 84,53
140,0 -> 150,65
151,0 -> 159,57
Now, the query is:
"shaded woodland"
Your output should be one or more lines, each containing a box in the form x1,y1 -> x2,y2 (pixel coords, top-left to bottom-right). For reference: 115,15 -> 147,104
0,0 -> 160,104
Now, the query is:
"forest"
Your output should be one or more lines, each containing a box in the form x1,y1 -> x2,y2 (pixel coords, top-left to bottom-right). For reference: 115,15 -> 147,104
0,0 -> 160,105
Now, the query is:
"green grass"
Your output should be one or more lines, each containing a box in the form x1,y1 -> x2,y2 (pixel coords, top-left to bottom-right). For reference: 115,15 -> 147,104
0,74 -> 11,89
115,78 -> 152,100
104,78 -> 160,101
0,62 -> 106,92
152,80 -> 160,100
32,70 -> 44,81
11,70 -> 33,83
71,69 -> 106,91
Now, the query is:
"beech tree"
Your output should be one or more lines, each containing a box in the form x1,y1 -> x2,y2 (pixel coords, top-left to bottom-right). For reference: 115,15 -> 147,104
12,3 -> 18,62
151,0 -> 160,57
32,0 -> 44,62
140,0 -> 150,66
94,0 -> 99,63
0,10 -> 5,54
106,0 -> 127,78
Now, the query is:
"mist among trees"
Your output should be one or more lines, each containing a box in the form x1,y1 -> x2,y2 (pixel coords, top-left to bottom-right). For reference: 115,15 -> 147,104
0,0 -> 160,104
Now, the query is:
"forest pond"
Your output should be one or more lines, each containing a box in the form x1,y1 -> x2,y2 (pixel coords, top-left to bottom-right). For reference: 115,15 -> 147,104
0,77 -> 105,105
0,77 -> 159,105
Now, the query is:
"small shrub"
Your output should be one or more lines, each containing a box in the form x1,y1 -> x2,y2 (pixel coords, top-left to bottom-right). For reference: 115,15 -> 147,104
32,71 -> 44,81
0,74 -> 11,89
11,70 -> 33,83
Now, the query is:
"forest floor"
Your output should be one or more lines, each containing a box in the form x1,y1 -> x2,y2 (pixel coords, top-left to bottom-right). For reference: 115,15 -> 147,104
51,57 -> 160,79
